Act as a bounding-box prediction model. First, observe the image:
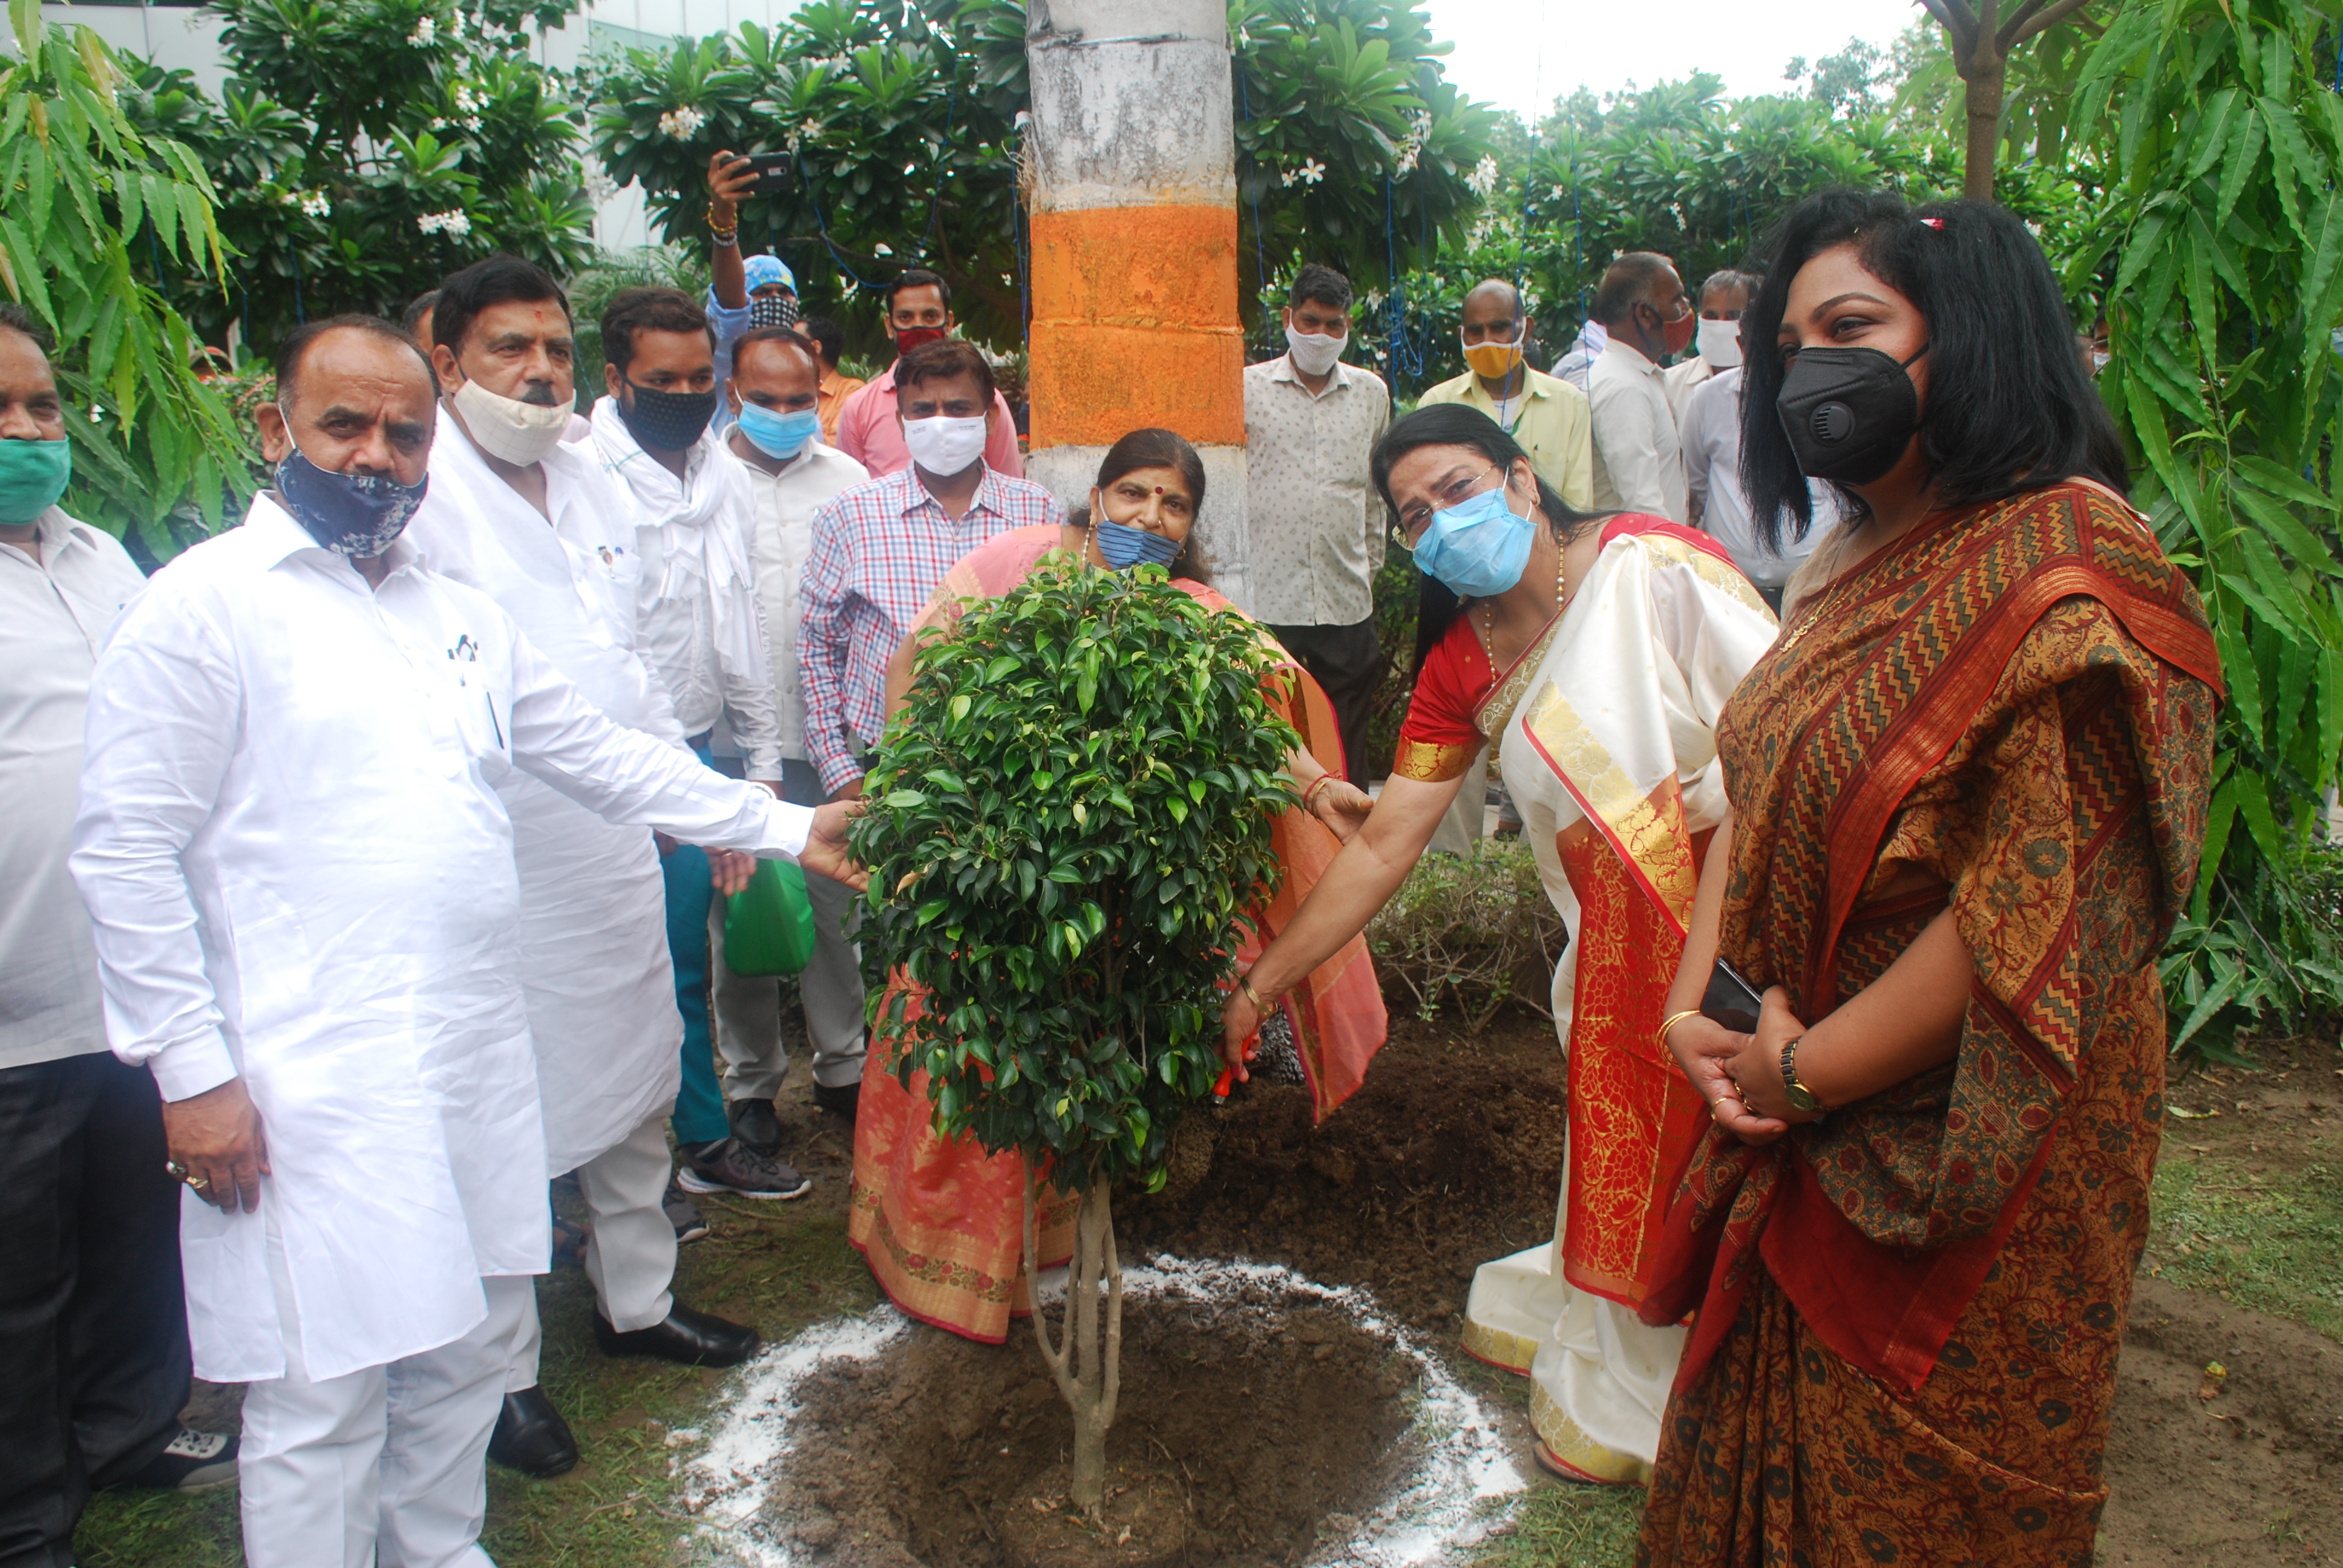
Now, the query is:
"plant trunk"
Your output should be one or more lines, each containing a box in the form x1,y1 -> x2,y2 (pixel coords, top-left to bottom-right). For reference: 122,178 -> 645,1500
1960,45 -> 2008,202
1024,1168 -> 1124,1521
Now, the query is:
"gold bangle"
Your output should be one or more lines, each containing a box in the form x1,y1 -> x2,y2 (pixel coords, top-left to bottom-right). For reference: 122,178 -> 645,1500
1300,774 -> 1332,811
1239,975 -> 1275,1012
1657,1008 -> 1703,1048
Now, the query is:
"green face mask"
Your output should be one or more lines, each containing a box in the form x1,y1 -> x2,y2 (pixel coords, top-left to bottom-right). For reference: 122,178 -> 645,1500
0,438 -> 71,526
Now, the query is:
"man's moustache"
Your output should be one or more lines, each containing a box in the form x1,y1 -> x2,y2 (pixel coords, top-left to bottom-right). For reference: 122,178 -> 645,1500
519,385 -> 561,407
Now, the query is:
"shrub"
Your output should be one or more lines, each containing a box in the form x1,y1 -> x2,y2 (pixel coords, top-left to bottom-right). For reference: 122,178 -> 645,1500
1366,838 -> 1566,1031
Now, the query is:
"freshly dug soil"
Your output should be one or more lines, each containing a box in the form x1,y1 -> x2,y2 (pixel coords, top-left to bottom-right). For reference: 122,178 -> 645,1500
763,1282 -> 1421,1568
1121,1010 -> 1570,1330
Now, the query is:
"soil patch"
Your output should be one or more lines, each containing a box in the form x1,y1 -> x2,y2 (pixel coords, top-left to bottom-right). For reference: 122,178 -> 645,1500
1121,1011 -> 1569,1332
761,1282 -> 1421,1567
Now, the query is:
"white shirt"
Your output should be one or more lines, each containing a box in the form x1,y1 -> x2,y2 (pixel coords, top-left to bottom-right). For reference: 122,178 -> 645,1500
1,508 -> 146,1069
69,495 -> 808,1385
731,436 -> 868,763
1662,355 -> 1714,430
1587,338 -> 1690,523
583,397 -> 784,779
1679,367 -> 1840,590
1242,353 -> 1392,626
408,418 -> 698,1173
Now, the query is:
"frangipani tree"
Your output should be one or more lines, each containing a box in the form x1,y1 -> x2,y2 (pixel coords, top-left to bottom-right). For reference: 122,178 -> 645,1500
849,561 -> 1295,1516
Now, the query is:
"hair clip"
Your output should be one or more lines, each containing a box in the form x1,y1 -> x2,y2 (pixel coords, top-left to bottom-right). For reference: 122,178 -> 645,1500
1919,217 -> 1946,230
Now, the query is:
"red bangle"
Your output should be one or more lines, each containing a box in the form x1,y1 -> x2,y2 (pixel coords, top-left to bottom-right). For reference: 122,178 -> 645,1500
1301,775 -> 1332,811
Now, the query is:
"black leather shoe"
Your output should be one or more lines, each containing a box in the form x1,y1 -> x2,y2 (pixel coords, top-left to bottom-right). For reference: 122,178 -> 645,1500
487,1387 -> 578,1477
812,1079 -> 861,1120
592,1302 -> 760,1367
726,1096 -> 784,1155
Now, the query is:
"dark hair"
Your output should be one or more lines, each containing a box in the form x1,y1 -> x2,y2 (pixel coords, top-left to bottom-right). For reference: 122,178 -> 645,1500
799,316 -> 846,366
886,268 -> 951,315
896,338 -> 995,402
601,286 -> 713,377
401,290 -> 440,339
1591,252 -> 1676,329
1741,188 -> 2128,552
431,253 -> 571,359
275,313 -> 434,405
1697,269 -> 1761,306
1369,403 -> 1604,673
730,326 -> 821,379
1289,263 -> 1353,313
0,302 -> 54,355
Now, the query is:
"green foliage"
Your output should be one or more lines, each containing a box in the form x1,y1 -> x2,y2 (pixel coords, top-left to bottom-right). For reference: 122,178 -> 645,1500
1365,839 -> 1567,1030
851,563 -> 1297,1188
565,242 -> 712,401
120,0 -> 595,354
0,0 -> 252,555
2072,0 -> 2343,1056
2161,838 -> 2343,1067
585,0 -> 1495,348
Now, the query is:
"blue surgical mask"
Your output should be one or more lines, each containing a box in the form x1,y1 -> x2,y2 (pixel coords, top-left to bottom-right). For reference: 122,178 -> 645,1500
1411,477 -> 1535,598
735,402 -> 819,461
1095,517 -> 1182,570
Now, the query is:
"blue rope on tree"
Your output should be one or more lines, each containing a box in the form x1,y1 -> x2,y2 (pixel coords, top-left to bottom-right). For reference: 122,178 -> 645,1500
288,235 -> 305,324
1236,65 -> 1274,331
794,149 -> 888,296
914,90 -> 957,263
1381,174 -> 1429,389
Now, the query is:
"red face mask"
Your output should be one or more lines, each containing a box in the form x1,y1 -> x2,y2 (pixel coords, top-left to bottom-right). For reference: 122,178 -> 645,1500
893,325 -> 948,358
1662,305 -> 1697,358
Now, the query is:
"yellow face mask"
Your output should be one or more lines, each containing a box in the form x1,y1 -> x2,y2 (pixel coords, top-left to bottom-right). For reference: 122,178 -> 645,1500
1461,332 -> 1525,379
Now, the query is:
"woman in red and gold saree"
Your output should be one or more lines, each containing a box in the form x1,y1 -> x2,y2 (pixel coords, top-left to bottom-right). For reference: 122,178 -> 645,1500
1639,193 -> 2222,1565
1222,403 -> 1780,1484
847,430 -> 1386,1342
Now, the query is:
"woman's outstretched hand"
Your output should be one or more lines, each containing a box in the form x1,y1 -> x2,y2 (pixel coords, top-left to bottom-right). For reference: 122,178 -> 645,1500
1217,983 -> 1262,1089
1665,1011 -> 1791,1146
1308,777 -> 1375,843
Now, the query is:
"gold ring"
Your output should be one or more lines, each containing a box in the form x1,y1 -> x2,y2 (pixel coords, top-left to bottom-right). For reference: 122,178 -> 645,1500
186,1174 -> 210,1191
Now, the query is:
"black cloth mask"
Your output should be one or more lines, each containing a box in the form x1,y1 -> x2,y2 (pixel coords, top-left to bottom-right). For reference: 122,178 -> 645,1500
1776,342 -> 1930,485
617,379 -> 718,452
275,447 -> 428,558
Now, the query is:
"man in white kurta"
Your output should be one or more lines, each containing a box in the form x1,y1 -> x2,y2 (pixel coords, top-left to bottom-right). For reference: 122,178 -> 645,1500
407,257 -> 757,1481
69,318 -> 845,1568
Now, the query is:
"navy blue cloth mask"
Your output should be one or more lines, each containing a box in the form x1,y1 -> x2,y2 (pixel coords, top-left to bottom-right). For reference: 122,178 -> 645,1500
275,447 -> 428,558
1096,517 -> 1182,570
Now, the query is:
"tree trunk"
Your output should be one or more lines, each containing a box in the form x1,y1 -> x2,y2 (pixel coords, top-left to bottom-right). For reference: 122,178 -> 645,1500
1025,1168 -> 1124,1520
1961,47 -> 2008,201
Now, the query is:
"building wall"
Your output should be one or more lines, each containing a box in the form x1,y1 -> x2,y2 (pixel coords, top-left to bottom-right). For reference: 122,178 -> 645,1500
48,0 -> 800,252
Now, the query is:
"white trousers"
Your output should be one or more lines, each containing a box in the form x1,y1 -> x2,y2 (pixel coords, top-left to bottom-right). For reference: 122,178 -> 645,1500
240,1268 -> 530,1568
505,1106 -> 677,1391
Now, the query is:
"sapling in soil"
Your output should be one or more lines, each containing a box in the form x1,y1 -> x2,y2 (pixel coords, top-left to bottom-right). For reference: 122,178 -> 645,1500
850,560 -> 1296,1517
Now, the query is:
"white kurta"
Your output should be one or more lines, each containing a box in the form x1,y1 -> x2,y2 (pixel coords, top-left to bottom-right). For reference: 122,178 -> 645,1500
1470,526 -> 1777,1480
70,497 -> 813,1385
408,419 -> 691,1175
736,438 -> 869,763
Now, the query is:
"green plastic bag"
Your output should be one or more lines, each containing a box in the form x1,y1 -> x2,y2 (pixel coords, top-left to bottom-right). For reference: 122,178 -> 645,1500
724,858 -> 817,978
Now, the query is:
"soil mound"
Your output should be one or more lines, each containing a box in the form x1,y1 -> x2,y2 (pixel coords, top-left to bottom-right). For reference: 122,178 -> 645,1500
1122,1013 -> 1568,1326
762,1283 -> 1420,1567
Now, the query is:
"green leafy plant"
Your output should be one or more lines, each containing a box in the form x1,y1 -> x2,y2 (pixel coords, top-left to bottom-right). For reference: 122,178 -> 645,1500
1,0 -> 252,554
1365,839 -> 1566,1030
849,560 -> 1295,1516
2072,0 -> 2343,1059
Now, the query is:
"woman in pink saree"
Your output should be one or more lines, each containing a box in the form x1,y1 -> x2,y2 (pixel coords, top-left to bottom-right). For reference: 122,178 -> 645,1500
847,428 -> 1389,1341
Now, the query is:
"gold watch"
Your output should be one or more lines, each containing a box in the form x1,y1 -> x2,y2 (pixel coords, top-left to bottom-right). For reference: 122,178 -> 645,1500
1778,1036 -> 1826,1115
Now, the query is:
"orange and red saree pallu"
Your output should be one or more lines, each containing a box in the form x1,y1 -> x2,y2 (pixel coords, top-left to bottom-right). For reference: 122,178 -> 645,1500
848,528 -> 1386,1341
1635,484 -> 2221,1566
1462,519 -> 1780,1481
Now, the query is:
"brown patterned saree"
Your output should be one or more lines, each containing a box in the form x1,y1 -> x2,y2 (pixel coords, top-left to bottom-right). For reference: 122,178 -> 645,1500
1634,484 -> 2221,1566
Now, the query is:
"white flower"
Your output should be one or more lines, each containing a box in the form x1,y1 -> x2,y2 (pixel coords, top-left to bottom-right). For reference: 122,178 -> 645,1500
658,105 -> 707,140
418,209 -> 473,238
300,191 -> 332,218
452,81 -> 484,132
1466,154 -> 1499,198
409,15 -> 436,45
1279,158 -> 1326,188
873,243 -> 894,256
1393,109 -> 1431,177
582,165 -> 618,206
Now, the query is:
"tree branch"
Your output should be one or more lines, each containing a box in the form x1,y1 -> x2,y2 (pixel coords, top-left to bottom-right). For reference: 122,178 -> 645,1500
2008,0 -> 2096,45
1097,1175 -> 1123,1432
1025,1166 -> 1076,1399
1996,0 -> 2048,45
1917,0 -> 1981,60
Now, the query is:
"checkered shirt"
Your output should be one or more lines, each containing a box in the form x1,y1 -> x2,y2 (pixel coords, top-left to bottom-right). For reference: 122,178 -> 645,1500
799,465 -> 1064,793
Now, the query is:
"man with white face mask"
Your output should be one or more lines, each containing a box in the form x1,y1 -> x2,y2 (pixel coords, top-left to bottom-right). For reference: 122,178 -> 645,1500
1662,269 -> 1758,430
800,338 -> 1062,815
407,255 -> 763,1483
1242,263 -> 1392,787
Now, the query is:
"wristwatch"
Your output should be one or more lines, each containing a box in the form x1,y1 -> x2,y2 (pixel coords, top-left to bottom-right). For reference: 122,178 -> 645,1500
1778,1036 -> 1827,1115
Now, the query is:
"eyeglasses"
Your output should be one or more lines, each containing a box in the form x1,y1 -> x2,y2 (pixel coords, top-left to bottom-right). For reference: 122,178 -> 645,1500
1391,463 -> 1500,550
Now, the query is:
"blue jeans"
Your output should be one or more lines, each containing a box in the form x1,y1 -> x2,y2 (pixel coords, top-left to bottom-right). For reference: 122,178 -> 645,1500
664,741 -> 730,1148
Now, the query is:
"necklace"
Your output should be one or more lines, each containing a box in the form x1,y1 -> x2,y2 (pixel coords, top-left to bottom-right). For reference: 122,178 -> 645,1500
1478,526 -> 1573,666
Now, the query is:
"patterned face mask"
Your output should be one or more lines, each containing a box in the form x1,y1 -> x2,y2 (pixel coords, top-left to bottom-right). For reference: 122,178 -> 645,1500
275,444 -> 429,558
750,295 -> 800,331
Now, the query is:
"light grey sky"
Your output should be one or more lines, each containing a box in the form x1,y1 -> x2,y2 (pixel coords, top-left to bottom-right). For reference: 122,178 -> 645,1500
1421,0 -> 1927,119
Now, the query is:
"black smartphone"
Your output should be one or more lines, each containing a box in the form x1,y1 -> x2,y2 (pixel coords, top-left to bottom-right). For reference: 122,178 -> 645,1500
741,152 -> 793,196
1699,958 -> 1766,1036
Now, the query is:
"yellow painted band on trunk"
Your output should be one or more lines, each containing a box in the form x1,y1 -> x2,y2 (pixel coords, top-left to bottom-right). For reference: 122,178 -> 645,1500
1027,203 -> 1245,449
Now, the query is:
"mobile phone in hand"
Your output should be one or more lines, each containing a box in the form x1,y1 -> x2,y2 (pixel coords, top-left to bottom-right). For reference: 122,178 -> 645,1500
1699,958 -> 1766,1036
741,152 -> 792,196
